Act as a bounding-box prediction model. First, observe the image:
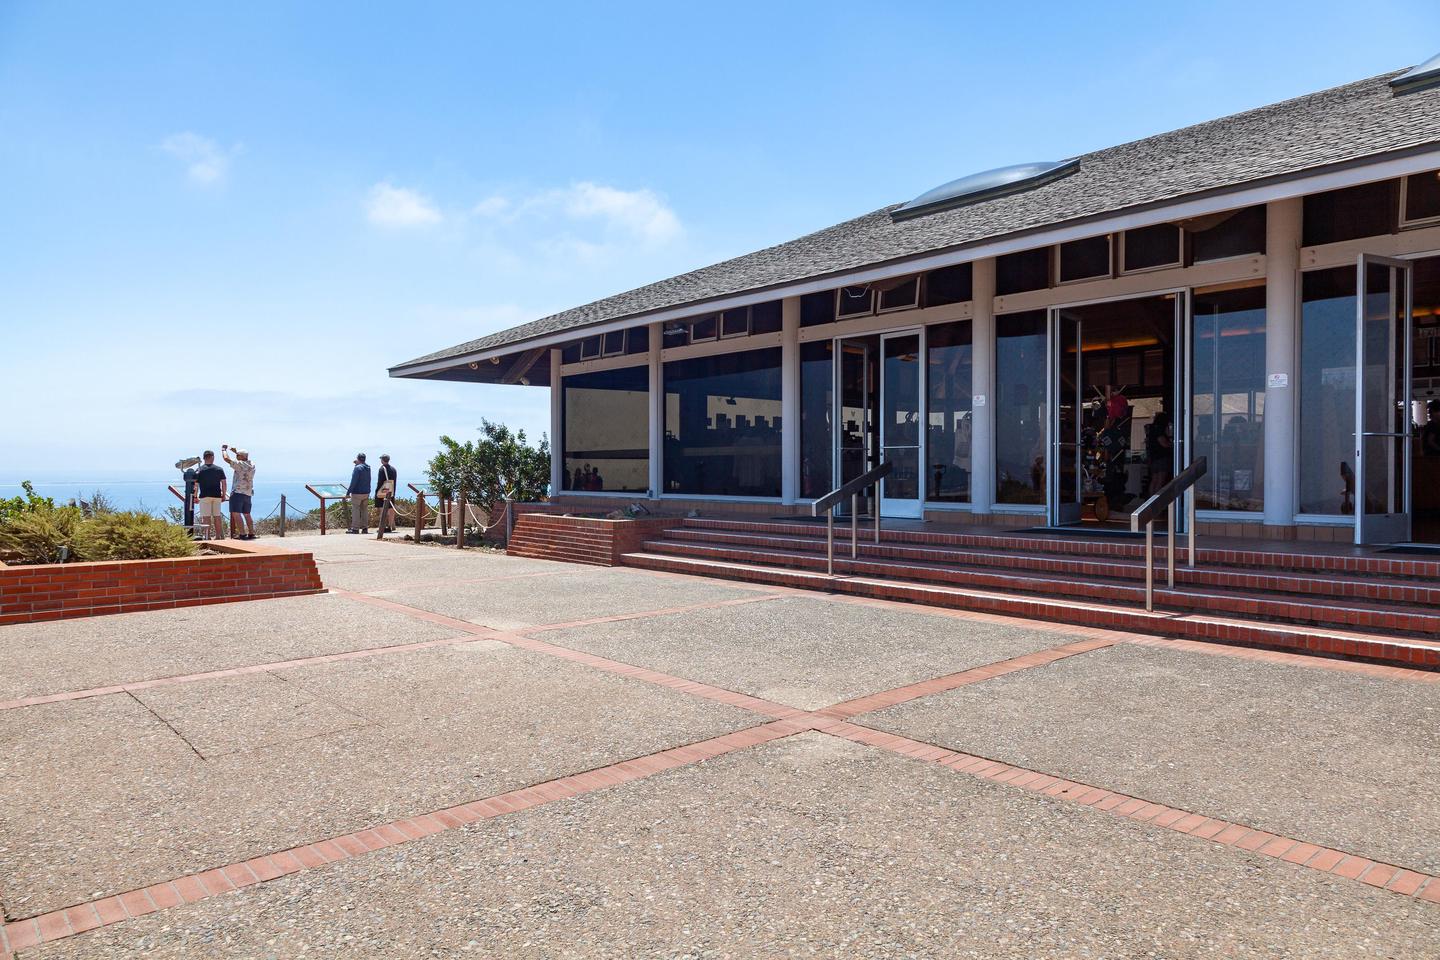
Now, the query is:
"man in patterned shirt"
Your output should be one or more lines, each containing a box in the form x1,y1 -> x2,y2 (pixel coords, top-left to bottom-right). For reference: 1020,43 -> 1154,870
223,445 -> 257,540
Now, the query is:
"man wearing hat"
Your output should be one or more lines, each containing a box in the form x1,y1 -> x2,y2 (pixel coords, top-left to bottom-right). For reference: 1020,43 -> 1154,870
222,445 -> 256,540
346,453 -> 372,534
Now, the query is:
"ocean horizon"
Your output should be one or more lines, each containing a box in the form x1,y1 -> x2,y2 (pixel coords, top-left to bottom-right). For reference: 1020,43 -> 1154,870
2,478 -> 368,520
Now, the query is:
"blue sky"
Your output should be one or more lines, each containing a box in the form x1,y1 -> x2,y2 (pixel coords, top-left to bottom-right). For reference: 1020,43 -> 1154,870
1,1 -> 1435,483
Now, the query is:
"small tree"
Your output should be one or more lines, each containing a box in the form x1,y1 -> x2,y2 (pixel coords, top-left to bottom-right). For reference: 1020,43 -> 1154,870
427,420 -> 550,525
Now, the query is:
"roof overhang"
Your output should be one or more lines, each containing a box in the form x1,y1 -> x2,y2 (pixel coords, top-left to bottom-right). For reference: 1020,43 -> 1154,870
390,142 -> 1440,381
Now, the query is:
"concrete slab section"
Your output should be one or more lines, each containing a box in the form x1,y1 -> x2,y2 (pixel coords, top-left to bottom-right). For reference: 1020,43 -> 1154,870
0,592 -> 464,703
386,567 -> 766,630
316,551 -> 573,593
0,644 -> 756,917
867,643 -> 1440,874
543,595 -> 1079,709
30,734 -> 1440,959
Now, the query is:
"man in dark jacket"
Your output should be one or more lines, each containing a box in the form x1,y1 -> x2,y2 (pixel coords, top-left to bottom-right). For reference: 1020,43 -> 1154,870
346,453 -> 372,534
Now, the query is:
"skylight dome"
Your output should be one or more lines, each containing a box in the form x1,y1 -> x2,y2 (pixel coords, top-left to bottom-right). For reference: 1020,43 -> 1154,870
892,159 -> 1080,221
1391,52 -> 1440,94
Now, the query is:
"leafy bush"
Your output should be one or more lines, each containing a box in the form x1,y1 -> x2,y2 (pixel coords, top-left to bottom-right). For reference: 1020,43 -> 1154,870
0,502 -> 82,564
427,419 -> 550,525
0,481 -> 55,525
73,511 -> 196,561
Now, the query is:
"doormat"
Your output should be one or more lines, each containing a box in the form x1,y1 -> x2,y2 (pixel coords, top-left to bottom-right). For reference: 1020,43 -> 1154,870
1376,543 -> 1440,556
1020,526 -> 1151,540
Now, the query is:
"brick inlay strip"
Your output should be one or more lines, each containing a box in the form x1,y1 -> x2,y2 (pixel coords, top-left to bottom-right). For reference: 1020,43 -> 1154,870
1119,634 -> 1440,683
817,637 -> 1119,719
825,721 -> 1440,906
0,719 -> 811,953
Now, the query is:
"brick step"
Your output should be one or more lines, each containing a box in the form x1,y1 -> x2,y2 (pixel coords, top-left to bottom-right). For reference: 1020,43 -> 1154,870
640,540 -> 1440,637
679,518 -> 1440,580
621,552 -> 1440,670
659,528 -> 1440,606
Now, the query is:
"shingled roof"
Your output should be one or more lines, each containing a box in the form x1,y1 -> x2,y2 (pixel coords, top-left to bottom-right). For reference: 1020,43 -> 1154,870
392,66 -> 1440,376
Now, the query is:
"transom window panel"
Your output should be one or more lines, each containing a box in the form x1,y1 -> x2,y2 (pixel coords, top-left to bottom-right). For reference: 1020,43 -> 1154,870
924,263 -> 972,307
1403,170 -> 1440,226
1303,181 -> 1396,246
994,310 -> 1047,504
1298,267 -> 1357,515
1188,205 -> 1266,262
663,347 -> 782,497
996,248 -> 1050,296
1122,224 -> 1181,272
838,286 -> 875,318
562,366 -> 649,494
1191,285 -> 1266,512
1057,236 -> 1110,283
925,320 -> 973,503
876,276 -> 920,313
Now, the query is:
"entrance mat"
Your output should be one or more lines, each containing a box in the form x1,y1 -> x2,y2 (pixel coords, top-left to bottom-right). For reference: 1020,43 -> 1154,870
1020,526 -> 1153,540
1377,543 -> 1440,556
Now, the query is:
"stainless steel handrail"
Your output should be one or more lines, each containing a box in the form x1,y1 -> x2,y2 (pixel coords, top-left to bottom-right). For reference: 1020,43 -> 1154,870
810,461 -> 894,576
1129,456 -> 1208,612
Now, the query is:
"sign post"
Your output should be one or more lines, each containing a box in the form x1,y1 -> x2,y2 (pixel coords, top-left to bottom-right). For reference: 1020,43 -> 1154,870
305,483 -> 350,536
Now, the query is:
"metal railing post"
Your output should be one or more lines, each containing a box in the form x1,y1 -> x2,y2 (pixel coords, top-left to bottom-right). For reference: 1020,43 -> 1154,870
279,494 -> 287,537
414,492 -> 426,542
826,511 -> 834,577
1188,488 -> 1197,567
1144,521 -> 1154,612
874,490 -> 881,543
850,494 -> 858,558
1167,500 -> 1176,588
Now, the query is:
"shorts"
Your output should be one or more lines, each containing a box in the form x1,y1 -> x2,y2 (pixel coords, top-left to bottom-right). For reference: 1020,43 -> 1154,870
229,493 -> 252,515
198,497 -> 223,518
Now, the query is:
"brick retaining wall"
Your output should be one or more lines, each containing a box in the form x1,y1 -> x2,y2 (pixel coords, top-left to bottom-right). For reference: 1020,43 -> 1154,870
0,542 -> 324,626
508,511 -> 673,566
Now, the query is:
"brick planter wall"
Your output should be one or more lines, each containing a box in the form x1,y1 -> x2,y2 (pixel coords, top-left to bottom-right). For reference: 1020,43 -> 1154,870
508,512 -> 674,566
0,542 -> 324,626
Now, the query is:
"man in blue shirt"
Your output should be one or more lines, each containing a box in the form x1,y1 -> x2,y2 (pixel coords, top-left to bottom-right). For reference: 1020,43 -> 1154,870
346,453 -> 372,534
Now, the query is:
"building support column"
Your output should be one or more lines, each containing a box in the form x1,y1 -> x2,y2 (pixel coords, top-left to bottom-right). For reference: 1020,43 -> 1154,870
1263,198 -> 1301,529
549,348 -> 564,497
781,297 -> 801,503
648,321 -> 664,500
969,257 -> 997,516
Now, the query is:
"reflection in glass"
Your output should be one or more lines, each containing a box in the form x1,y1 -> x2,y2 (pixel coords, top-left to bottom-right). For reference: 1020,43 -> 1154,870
663,348 -> 782,497
1299,267 -> 1356,514
562,366 -> 649,493
1361,263 -> 1406,518
925,321 -> 973,502
800,340 -> 834,498
995,311 -> 1048,504
838,339 -> 876,492
1191,285 -> 1266,511
882,334 -> 921,501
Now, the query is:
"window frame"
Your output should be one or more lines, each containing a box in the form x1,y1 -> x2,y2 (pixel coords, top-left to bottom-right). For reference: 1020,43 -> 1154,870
1119,224 -> 1184,275
1400,172 -> 1440,230
875,276 -> 921,315
1054,235 -> 1113,286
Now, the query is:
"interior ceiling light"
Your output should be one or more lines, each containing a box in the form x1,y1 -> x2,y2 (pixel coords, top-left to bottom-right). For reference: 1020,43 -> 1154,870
1390,52 -> 1440,94
892,159 -> 1080,222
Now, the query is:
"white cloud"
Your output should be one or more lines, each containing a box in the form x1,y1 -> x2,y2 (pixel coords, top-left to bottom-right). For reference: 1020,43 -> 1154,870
365,181 -> 442,227
552,181 -> 681,244
471,195 -> 510,217
160,132 -> 235,186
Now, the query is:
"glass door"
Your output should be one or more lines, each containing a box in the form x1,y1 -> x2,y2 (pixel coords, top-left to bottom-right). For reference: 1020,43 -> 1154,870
1049,310 -> 1083,525
880,331 -> 923,518
835,337 -> 876,516
1355,254 -> 1413,544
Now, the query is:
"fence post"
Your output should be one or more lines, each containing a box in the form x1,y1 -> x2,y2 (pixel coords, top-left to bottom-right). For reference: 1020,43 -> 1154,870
504,498 -> 515,545
441,497 -> 449,537
414,492 -> 425,542
279,494 -> 287,537
456,486 -> 465,549
320,498 -> 328,536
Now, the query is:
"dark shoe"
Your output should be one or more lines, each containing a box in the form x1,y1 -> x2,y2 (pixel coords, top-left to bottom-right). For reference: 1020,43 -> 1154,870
346,529 -> 359,534
361,529 -> 369,534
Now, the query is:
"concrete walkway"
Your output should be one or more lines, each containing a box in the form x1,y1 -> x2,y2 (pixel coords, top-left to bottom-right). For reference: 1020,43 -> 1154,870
1,534 -> 1437,957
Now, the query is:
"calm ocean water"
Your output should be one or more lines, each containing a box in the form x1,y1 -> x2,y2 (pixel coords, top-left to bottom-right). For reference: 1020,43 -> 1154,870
2,479 -> 343,519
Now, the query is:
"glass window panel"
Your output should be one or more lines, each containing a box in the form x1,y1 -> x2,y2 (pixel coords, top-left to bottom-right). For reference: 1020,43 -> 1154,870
881,334 -> 922,501
689,314 -> 718,342
1190,205 -> 1266,262
1299,267 -> 1357,514
1058,236 -> 1110,283
996,248 -> 1050,296
995,310 -> 1048,504
925,320 -> 973,502
800,340 -> 834,499
878,277 -> 919,312
838,286 -> 874,317
1404,171 -> 1440,224
561,342 -> 582,364
562,366 -> 649,493
1191,284 -> 1266,511
924,263 -> 973,306
663,348 -> 782,497
1302,181 -> 1396,246
801,291 -> 835,327
750,300 -> 783,334
580,336 -> 601,360
625,325 -> 649,354
720,308 -> 750,338
1122,224 -> 1181,272
601,331 -> 626,356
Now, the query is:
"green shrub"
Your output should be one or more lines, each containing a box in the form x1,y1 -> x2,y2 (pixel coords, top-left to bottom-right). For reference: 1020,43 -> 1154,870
0,502 -> 82,564
73,511 -> 196,561
0,481 -> 55,525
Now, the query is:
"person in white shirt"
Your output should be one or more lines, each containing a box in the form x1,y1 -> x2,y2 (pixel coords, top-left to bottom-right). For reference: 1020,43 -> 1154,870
223,445 -> 257,540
